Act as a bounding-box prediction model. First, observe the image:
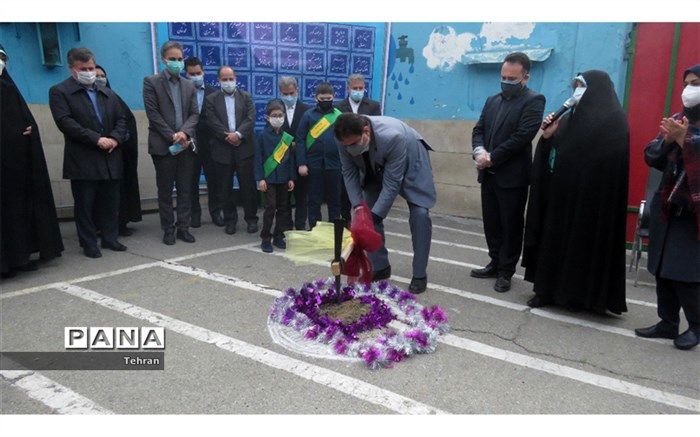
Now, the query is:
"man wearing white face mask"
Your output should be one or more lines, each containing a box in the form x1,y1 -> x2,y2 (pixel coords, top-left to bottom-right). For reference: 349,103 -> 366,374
335,73 -> 382,228
203,66 -> 257,236
49,47 -> 129,258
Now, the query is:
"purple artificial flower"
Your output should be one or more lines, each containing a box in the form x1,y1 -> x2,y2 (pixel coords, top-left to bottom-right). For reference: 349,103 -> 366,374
314,278 -> 326,288
304,326 -> 319,339
386,348 -> 406,363
404,329 -> 429,348
398,291 -> 416,303
377,280 -> 390,292
362,346 -> 381,367
334,340 -> 348,355
282,308 -> 296,326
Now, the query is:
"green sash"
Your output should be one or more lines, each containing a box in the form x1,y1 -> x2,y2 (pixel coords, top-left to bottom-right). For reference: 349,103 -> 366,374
263,132 -> 294,178
306,108 -> 342,150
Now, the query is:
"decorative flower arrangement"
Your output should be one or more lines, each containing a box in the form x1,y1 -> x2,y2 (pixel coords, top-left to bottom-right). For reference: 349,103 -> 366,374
269,278 -> 450,369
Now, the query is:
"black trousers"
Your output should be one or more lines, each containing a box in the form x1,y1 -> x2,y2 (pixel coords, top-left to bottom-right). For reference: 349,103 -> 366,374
656,277 -> 700,330
292,175 -> 309,230
480,176 -> 528,276
190,151 -> 218,222
307,168 -> 342,229
152,149 -> 194,231
211,157 -> 258,226
340,179 -> 352,224
261,184 -> 290,240
71,179 -> 120,248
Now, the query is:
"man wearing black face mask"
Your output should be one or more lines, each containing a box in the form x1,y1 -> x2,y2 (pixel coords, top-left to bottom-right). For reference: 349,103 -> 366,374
471,52 -> 545,293
295,82 -> 343,229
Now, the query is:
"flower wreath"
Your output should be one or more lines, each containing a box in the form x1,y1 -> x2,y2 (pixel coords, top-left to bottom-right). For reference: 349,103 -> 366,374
269,278 -> 450,369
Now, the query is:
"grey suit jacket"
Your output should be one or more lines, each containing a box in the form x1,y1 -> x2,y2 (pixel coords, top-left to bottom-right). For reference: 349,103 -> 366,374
339,116 -> 437,218
142,71 -> 199,156
203,89 -> 255,164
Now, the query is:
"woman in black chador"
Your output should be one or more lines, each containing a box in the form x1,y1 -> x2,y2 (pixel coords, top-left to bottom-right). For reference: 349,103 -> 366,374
522,70 -> 630,314
1,46 -> 64,277
95,64 -> 142,236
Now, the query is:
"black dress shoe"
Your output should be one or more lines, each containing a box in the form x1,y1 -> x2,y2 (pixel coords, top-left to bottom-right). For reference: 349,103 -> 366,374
190,216 -> 201,228
118,225 -> 134,236
273,237 -> 286,249
635,323 -> 678,339
674,328 -> 700,350
176,229 -> 196,243
84,246 -> 102,258
494,275 -> 511,293
225,223 -> 237,235
527,295 -> 552,308
212,215 -> 225,227
372,265 -> 392,281
163,230 -> 176,245
409,277 -> 427,294
247,223 -> 259,233
261,240 -> 273,253
470,264 -> 499,278
101,241 -> 127,251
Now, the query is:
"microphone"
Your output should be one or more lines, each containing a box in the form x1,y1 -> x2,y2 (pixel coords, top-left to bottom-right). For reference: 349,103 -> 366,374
542,96 -> 577,129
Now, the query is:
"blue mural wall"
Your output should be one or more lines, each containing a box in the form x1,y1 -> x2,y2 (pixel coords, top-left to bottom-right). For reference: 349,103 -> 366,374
384,22 -> 633,120
159,22 -> 386,131
0,23 -> 153,109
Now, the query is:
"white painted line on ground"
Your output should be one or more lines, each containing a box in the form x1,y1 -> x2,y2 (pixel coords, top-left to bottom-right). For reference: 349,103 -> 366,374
249,248 -> 663,345
385,248 -> 657,308
388,275 -> 665,345
0,370 -> 113,414
438,333 -> 700,413
0,242 -> 258,301
55,283 -> 446,415
157,261 -> 281,298
384,231 -> 489,253
138,259 -> 697,413
385,216 -> 486,238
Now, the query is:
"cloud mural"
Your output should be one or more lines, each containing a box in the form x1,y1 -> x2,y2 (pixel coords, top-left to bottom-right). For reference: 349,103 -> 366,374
422,23 -> 537,72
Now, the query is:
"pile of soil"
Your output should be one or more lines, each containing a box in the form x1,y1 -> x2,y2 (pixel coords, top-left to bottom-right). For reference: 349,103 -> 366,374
318,298 -> 371,324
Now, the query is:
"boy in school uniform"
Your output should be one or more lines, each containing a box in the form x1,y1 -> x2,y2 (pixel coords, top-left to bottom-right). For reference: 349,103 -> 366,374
294,82 -> 343,229
255,100 -> 296,253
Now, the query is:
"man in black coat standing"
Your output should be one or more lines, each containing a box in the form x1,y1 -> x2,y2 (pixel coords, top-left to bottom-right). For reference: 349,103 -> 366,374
184,56 -> 218,228
278,76 -> 310,230
470,52 -> 545,293
335,73 -> 382,224
49,47 -> 129,258
203,66 -> 257,235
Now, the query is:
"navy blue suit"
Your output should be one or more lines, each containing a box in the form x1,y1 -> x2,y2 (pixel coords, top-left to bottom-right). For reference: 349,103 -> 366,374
295,106 -> 342,228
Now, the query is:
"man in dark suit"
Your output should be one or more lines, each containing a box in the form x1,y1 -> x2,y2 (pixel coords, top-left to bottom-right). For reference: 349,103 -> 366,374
278,76 -> 310,230
336,73 -> 382,225
335,73 -> 382,116
143,41 -> 200,245
471,52 -> 545,293
49,47 -> 129,258
184,56 -> 218,228
203,66 -> 258,235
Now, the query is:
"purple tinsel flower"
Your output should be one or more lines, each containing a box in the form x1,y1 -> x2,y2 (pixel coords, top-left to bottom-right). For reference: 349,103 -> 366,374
314,278 -> 326,288
404,329 -> 429,348
386,348 -> 406,363
305,326 -> 319,339
387,288 -> 399,299
282,308 -> 296,326
334,340 -> 348,355
422,305 -> 448,325
377,280 -> 390,292
362,346 -> 381,367
398,291 -> 416,303
285,288 -> 296,297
